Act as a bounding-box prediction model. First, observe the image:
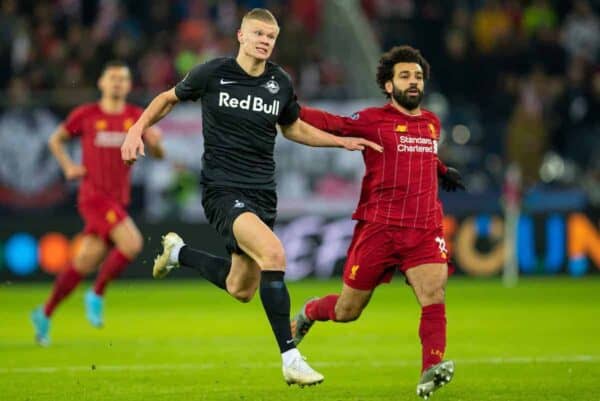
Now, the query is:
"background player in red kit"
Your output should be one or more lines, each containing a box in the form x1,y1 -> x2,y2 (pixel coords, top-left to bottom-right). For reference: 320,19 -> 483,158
291,46 -> 464,399
31,61 -> 164,346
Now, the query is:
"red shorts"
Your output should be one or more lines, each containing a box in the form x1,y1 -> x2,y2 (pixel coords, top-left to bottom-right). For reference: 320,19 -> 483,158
343,221 -> 450,291
78,194 -> 128,242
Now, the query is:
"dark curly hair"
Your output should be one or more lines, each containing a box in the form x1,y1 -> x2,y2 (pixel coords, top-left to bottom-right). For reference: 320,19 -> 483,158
376,46 -> 430,98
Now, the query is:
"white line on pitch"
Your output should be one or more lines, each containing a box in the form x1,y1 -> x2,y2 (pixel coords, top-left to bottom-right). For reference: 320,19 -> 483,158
1,355 -> 598,374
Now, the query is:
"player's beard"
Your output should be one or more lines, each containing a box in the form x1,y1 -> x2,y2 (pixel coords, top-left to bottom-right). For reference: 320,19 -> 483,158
392,85 -> 423,111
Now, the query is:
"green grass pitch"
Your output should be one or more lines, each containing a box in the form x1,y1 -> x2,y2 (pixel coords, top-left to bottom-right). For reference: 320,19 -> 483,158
1,276 -> 599,401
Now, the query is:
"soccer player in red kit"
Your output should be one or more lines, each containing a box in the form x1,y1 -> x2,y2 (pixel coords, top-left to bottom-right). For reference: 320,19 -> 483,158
291,46 -> 464,399
31,61 -> 164,346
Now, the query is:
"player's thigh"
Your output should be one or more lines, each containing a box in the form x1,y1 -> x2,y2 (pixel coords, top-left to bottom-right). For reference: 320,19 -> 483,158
404,263 -> 448,307
226,253 -> 261,302
109,217 -> 143,259
334,284 -> 374,322
232,212 -> 285,271
73,234 -> 109,274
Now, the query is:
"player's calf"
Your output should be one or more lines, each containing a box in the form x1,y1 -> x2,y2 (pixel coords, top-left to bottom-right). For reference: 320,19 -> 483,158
291,297 -> 318,345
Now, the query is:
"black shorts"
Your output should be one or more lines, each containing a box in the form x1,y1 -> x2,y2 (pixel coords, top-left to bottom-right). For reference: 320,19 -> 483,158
201,185 -> 277,255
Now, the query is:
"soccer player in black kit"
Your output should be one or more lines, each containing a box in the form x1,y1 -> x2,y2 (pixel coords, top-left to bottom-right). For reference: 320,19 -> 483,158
121,8 -> 381,386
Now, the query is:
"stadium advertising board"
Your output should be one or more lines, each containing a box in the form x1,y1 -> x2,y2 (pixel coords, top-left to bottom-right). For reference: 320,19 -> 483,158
1,211 -> 599,280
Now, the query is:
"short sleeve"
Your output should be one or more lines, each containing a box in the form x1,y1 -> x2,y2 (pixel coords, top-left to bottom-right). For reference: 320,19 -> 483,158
277,92 -> 300,126
174,62 -> 214,102
63,105 -> 89,137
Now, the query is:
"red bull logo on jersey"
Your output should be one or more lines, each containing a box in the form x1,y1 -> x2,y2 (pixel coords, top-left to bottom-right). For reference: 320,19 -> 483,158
397,135 -> 438,154
218,92 -> 280,116
94,131 -> 127,148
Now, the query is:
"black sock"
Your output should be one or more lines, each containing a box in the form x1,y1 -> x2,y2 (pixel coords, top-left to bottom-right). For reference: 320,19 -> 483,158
259,270 -> 295,353
178,246 -> 230,290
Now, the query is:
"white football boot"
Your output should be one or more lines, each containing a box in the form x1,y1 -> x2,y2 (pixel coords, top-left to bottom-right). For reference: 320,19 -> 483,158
152,232 -> 184,279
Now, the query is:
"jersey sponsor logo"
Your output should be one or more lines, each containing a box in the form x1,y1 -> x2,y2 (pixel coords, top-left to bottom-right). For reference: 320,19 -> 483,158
233,199 -> 245,209
262,80 -> 280,94
396,135 -> 438,154
435,236 -> 448,259
218,92 -> 280,116
349,264 -> 360,280
220,79 -> 237,85
95,119 -> 107,130
94,131 -> 127,148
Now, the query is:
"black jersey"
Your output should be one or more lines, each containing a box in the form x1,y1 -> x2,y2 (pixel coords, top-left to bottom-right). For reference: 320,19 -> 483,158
174,57 -> 300,189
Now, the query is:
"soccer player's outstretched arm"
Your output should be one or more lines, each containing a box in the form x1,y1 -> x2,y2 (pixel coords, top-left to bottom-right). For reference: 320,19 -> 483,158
122,88 -> 179,164
122,62 -> 212,164
298,106 -> 348,135
280,119 -> 382,152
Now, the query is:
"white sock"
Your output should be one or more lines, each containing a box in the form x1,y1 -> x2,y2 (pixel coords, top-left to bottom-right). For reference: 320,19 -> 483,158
281,348 -> 301,366
169,243 -> 184,264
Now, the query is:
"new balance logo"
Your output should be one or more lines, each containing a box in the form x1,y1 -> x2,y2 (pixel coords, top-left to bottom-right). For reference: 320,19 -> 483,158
219,92 -> 279,116
435,236 -> 448,259
233,200 -> 245,209
220,79 -> 237,85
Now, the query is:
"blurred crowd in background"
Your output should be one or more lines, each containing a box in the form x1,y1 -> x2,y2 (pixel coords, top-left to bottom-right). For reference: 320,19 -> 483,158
1,0 -> 599,217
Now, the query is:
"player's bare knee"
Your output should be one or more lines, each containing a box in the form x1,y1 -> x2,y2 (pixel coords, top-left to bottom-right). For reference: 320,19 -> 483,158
420,285 -> 445,306
258,245 -> 286,271
118,235 -> 143,259
73,257 -> 96,275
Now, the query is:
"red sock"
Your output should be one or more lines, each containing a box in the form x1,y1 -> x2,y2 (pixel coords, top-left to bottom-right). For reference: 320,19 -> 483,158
44,266 -> 83,317
305,294 -> 339,321
93,249 -> 131,296
419,303 -> 447,372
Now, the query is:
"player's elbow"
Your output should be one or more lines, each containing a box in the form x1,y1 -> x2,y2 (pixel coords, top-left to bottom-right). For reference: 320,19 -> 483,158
161,88 -> 180,106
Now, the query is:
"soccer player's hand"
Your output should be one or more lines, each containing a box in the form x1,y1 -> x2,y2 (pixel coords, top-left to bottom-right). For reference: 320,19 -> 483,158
439,167 -> 466,192
122,124 -> 145,165
64,163 -> 86,180
341,137 -> 383,152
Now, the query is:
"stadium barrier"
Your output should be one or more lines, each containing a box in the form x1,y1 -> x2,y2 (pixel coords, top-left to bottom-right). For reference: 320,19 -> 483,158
1,210 -> 599,281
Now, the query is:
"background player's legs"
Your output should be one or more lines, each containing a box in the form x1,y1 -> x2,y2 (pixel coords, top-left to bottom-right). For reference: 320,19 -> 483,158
92,217 -> 143,296
232,212 -> 294,353
405,263 -> 448,372
305,284 -> 373,322
44,235 -> 108,317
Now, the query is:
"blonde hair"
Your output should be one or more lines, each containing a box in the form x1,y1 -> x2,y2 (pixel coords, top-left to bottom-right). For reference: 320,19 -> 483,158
242,8 -> 278,26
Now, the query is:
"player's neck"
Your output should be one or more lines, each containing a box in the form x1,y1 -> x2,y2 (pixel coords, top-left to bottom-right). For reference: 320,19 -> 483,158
99,98 -> 126,114
390,100 -> 421,116
236,53 -> 266,77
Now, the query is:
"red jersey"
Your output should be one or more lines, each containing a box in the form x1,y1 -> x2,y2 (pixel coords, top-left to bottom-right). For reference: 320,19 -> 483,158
64,103 -> 143,206
301,104 -> 446,229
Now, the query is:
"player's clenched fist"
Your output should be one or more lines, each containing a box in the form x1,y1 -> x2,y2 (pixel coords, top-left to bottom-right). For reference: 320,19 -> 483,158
121,124 -> 145,164
340,137 -> 383,153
